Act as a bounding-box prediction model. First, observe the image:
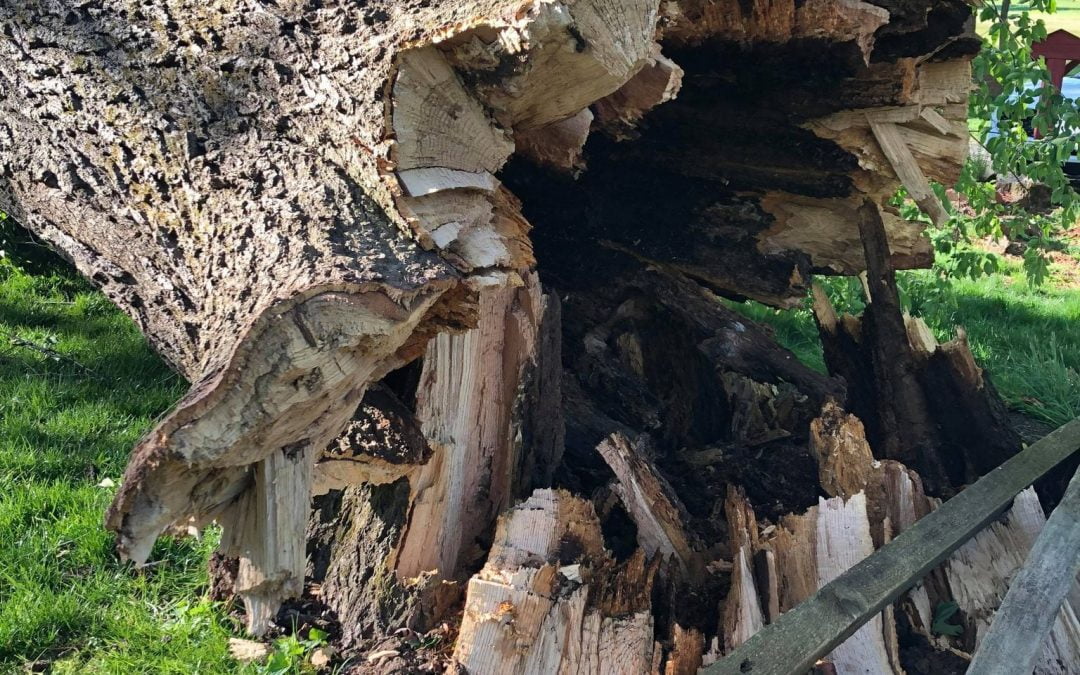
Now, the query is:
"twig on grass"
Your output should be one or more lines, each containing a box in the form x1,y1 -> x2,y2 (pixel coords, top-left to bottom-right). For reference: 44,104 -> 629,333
1,329 -> 104,380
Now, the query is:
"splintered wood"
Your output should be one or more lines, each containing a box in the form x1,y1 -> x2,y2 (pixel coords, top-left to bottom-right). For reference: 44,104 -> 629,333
772,60 -> 971,274
713,415 -> 1080,675
809,403 -> 876,500
968,468 -> 1080,674
723,487 -> 766,651
947,488 -> 1080,672
447,0 -> 660,130
868,120 -> 949,227
723,486 -> 896,673
453,489 -> 657,674
396,274 -> 552,581
596,434 -> 699,576
390,0 -> 662,271
219,447 -> 313,636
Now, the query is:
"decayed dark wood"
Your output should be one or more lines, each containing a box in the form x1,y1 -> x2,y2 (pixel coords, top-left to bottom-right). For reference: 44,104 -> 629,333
313,383 -> 432,494
706,418 -> 1080,675
966,465 -> 1080,675
856,200 -> 946,484
813,206 -> 1022,493
639,268 -> 845,407
915,328 -> 1022,479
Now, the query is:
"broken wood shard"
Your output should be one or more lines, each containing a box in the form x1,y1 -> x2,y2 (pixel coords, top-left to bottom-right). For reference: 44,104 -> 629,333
220,446 -> 313,636
947,487 -> 1080,671
813,494 -> 895,674
967,466 -> 1080,675
869,120 -> 950,227
708,419 -> 1080,675
809,402 -> 877,500
593,48 -> 684,140
723,487 -> 766,651
514,109 -> 595,171
597,433 -> 700,576
453,489 -> 658,674
724,485 -> 898,673
396,273 -> 560,582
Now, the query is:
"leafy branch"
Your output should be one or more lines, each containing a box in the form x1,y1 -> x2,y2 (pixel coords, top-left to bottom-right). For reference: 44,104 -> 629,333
943,0 -> 1080,284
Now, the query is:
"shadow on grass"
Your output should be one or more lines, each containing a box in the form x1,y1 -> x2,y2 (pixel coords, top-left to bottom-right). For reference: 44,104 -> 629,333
0,269 -> 186,505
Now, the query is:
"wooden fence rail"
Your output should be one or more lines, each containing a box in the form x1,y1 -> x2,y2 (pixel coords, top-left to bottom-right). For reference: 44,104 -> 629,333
705,418 -> 1080,675
967,463 -> 1080,674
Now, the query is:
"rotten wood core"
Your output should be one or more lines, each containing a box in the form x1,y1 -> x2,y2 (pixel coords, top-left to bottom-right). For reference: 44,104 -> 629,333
1,0 -> 1050,670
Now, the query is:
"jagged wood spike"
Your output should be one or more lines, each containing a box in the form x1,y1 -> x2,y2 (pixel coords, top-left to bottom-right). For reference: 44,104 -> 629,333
707,419 -> 1080,675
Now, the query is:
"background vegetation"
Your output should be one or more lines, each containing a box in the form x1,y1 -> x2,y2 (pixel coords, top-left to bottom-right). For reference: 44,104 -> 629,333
734,260 -> 1080,428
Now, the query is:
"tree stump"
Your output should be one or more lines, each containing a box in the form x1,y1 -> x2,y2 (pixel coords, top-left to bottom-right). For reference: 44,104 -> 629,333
1,0 -> 1042,670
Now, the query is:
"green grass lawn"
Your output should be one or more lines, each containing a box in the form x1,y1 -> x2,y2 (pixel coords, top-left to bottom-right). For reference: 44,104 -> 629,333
979,1 -> 1080,36
733,257 -> 1080,428
0,260 -> 240,673
1025,0 -> 1080,34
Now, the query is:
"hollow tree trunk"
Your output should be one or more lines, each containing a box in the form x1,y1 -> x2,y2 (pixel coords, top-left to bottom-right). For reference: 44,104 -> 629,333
2,0 -> 1032,669
1,0 -> 660,631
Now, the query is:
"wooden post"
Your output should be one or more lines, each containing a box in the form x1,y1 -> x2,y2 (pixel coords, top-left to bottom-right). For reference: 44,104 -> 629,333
966,465 -> 1080,675
704,418 -> 1080,675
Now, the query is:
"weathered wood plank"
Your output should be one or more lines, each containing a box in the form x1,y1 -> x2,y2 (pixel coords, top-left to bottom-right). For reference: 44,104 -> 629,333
967,465 -> 1080,675
705,418 -> 1080,675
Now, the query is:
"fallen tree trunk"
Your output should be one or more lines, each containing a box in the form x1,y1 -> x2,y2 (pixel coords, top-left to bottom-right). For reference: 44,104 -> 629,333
4,0 -> 1044,670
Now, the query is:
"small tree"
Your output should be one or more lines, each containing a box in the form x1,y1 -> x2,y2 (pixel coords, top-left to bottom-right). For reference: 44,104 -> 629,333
945,0 -> 1080,284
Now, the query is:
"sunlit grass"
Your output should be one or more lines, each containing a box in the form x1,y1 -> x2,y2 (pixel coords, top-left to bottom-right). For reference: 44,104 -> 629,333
0,260 -> 240,673
731,258 -> 1080,428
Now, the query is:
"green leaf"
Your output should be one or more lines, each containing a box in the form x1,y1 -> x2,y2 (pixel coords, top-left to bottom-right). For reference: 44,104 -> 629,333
932,601 -> 964,637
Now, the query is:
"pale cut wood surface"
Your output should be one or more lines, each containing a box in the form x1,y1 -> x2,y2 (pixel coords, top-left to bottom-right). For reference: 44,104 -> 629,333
705,418 -> 1080,675
967,467 -> 1080,675
452,489 -> 656,674
596,433 -> 698,575
218,445 -> 313,635
815,494 -> 895,674
396,274 -> 544,581
944,487 -> 1080,672
723,488 -> 766,651
756,492 -> 898,674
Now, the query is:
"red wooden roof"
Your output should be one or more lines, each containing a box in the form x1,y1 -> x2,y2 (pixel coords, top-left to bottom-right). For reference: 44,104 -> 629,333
1033,30 -> 1080,92
1033,29 -> 1080,60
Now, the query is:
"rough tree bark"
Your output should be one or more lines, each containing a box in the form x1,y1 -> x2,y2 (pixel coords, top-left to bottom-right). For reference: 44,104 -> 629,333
2,0 -> 1041,671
